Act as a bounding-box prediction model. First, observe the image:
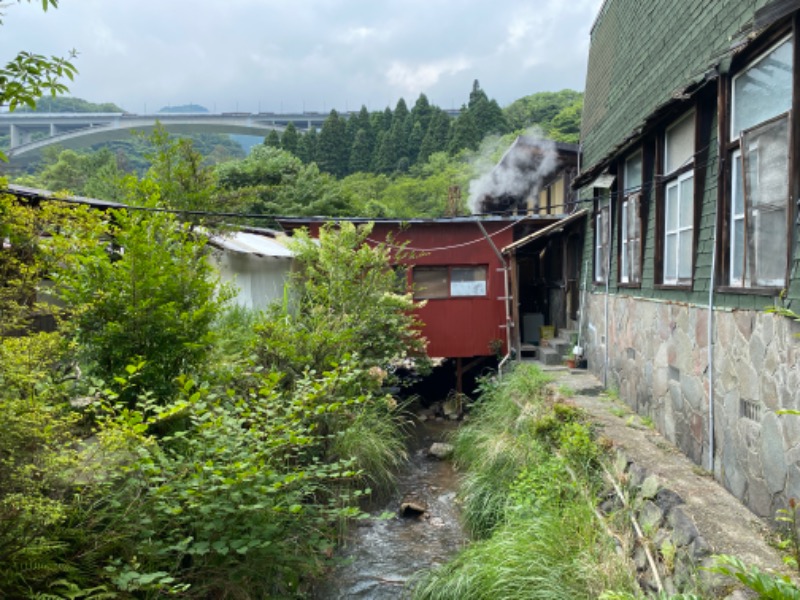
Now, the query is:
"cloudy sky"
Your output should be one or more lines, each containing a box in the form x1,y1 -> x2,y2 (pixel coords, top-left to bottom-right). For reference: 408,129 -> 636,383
4,0 -> 603,114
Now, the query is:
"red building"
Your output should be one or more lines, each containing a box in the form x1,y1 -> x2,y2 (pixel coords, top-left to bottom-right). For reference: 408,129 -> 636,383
277,216 -> 564,366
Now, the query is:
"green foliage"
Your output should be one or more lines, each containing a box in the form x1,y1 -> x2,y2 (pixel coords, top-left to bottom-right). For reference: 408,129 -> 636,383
253,221 -> 426,384
415,363 -> 635,598
48,184 -> 226,404
0,1 -> 77,160
19,96 -> 123,113
710,554 -> 800,599
0,173 -> 418,598
503,89 -> 583,133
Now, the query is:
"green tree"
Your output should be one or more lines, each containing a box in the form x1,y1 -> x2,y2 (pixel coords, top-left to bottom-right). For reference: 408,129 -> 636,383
348,127 -> 373,173
49,181 -> 227,403
503,89 -> 583,132
467,79 -> 508,139
297,127 -> 318,164
448,107 -> 480,153
0,1 -> 78,160
281,121 -> 299,155
21,95 -> 123,113
548,98 -> 583,143
316,109 -> 348,177
418,108 -> 452,163
264,129 -> 281,148
35,147 -> 121,197
254,221 -> 426,384
411,93 -> 434,135
142,124 -> 226,226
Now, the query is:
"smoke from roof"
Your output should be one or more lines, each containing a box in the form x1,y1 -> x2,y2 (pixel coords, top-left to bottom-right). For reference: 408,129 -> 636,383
468,129 -> 558,214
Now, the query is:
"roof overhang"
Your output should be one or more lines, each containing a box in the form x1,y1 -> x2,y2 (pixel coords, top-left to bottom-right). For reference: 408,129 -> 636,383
502,209 -> 588,254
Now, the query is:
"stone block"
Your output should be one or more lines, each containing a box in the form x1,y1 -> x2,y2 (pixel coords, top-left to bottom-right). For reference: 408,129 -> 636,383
639,499 -> 664,532
761,412 -> 787,495
654,488 -> 684,516
746,476 -> 773,518
667,507 -> 698,547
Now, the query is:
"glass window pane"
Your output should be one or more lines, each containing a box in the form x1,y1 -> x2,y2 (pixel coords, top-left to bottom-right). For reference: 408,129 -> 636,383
666,113 -> 694,173
733,37 -> 793,137
413,267 -> 448,299
666,183 -> 678,230
665,233 -> 676,281
679,175 -> 694,227
625,152 -> 642,191
732,218 -> 744,283
742,115 -> 789,287
679,230 -> 693,279
451,266 -> 487,296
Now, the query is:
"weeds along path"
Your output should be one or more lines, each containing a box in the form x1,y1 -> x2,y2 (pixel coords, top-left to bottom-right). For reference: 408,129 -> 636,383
551,367 -> 788,580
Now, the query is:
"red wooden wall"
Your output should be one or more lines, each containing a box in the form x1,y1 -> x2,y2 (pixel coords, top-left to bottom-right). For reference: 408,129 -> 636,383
291,219 -> 515,359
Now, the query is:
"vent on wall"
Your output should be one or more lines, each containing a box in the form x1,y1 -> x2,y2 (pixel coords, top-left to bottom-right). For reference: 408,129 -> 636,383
740,398 -> 762,422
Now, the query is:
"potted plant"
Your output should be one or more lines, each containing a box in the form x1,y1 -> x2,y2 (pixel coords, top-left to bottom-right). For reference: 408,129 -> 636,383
564,351 -> 577,369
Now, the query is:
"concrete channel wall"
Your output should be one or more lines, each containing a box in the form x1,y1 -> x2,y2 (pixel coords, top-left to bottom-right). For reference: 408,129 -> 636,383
583,292 -> 800,518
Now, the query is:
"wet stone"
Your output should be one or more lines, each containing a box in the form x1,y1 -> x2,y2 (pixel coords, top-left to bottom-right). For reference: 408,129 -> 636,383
428,443 -> 454,460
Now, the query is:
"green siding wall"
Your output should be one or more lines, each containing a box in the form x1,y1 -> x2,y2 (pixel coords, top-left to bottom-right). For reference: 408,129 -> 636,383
580,0 -> 799,310
582,0 -> 773,170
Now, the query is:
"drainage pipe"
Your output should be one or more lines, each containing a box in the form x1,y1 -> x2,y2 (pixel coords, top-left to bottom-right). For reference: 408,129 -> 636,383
476,221 -> 513,375
604,200 -> 612,388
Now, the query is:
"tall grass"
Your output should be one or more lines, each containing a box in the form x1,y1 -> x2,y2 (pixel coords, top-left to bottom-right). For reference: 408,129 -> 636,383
411,363 -> 637,599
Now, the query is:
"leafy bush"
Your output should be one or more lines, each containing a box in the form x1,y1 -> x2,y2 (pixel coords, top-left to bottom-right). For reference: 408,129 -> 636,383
49,183 -> 228,405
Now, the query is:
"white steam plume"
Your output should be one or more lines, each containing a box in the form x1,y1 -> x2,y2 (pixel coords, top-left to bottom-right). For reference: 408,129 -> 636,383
467,127 -> 558,214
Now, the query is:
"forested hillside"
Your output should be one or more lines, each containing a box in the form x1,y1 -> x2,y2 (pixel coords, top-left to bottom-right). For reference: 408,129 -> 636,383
7,84 -> 582,220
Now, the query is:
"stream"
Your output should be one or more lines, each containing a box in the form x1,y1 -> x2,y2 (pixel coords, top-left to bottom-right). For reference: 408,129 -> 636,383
314,419 -> 468,599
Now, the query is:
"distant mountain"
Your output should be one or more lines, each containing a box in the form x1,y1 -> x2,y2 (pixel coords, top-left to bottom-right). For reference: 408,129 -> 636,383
158,104 -> 209,114
18,96 -> 125,113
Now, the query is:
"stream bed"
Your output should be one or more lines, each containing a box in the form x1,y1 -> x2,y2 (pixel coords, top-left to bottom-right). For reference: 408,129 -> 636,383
314,419 -> 468,599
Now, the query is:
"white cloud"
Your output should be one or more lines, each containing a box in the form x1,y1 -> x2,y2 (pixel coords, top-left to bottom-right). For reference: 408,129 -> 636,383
386,58 -> 471,96
2,0 -> 603,113
336,26 -> 382,45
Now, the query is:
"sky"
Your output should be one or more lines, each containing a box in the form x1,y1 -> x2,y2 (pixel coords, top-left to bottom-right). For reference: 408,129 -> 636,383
3,0 -> 603,115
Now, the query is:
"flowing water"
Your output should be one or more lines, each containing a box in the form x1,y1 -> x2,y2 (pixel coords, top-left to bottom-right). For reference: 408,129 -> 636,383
314,419 -> 467,599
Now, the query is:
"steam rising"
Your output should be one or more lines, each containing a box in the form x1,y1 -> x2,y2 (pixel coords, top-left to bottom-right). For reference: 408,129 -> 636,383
468,128 -> 558,214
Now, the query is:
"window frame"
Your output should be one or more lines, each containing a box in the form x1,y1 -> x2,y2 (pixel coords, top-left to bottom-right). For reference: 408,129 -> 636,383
618,150 -> 643,286
411,264 -> 488,300
721,32 -> 794,292
656,110 -> 696,288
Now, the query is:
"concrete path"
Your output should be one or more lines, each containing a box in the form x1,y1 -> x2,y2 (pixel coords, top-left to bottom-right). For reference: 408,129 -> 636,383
545,366 -> 789,581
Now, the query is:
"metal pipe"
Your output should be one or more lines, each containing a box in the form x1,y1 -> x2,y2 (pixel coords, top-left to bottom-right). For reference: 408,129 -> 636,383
604,199 -> 611,387
476,221 -> 513,363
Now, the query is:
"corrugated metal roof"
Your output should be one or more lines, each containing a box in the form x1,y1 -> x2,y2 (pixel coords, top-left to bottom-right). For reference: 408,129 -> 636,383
4,183 -> 127,209
502,209 -> 588,254
209,231 -> 293,257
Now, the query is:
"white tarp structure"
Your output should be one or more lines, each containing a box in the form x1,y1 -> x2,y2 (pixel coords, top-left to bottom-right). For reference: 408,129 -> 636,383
209,230 -> 293,311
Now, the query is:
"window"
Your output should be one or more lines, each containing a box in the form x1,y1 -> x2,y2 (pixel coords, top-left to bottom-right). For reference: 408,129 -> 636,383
595,203 -> 610,283
664,172 -> 694,283
661,112 -> 695,285
727,36 -> 792,288
620,152 -> 642,284
412,265 -> 487,299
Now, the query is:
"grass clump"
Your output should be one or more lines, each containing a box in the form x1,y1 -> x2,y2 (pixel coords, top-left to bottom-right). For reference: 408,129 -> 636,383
412,363 -> 637,599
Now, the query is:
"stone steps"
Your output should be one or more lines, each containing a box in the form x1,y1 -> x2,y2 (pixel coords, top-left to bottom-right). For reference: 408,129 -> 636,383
524,328 -> 579,366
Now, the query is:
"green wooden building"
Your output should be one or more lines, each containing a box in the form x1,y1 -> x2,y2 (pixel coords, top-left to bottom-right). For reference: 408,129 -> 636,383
575,0 -> 800,517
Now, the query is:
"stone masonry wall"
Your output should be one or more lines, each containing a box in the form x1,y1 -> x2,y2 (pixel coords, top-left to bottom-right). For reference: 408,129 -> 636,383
584,292 -> 800,517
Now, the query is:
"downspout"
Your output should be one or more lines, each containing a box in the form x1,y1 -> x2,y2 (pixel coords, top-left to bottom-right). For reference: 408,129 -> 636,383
476,221 -> 513,375
604,195 -> 612,387
707,211 -> 717,472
